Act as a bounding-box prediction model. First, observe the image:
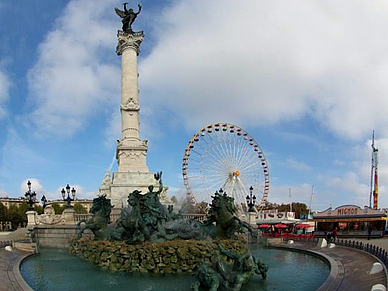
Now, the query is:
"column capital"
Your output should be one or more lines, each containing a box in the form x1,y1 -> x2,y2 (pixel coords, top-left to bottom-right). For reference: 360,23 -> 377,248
116,31 -> 144,56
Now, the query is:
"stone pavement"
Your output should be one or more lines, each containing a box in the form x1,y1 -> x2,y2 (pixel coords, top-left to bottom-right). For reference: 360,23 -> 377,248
354,236 -> 388,251
0,229 -> 28,242
0,248 -> 33,291
279,242 -> 387,291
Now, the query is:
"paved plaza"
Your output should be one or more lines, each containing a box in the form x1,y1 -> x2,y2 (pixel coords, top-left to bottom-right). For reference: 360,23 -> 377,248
281,242 -> 387,291
0,247 -> 32,291
0,229 -> 28,242
353,237 -> 388,251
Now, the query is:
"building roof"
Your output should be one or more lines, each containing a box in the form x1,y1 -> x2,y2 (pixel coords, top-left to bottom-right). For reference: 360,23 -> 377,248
313,205 -> 386,220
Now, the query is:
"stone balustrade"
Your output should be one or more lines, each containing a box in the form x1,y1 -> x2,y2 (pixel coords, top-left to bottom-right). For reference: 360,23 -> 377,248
181,214 -> 206,222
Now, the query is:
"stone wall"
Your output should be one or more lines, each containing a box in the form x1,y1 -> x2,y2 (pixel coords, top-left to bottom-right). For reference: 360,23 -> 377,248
69,238 -> 247,273
34,225 -> 92,248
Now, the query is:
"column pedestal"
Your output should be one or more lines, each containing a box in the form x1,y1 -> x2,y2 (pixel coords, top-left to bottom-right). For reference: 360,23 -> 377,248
63,208 -> 76,225
26,210 -> 37,228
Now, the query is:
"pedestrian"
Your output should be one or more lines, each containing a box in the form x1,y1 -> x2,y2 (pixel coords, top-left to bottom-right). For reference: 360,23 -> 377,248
332,227 -> 337,242
326,230 -> 332,242
367,223 -> 372,240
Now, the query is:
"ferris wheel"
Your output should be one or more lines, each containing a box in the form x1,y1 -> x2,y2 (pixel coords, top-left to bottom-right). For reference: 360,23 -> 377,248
182,123 -> 270,211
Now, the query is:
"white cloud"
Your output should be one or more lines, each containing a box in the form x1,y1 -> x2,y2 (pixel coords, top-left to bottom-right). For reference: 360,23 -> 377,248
55,184 -> 98,200
333,159 -> 346,166
285,158 -> 312,171
0,65 -> 10,118
319,137 -> 388,208
19,179 -> 97,201
141,0 -> 388,140
27,0 -> 120,136
269,183 -> 314,207
0,188 -> 8,197
324,172 -> 369,205
104,109 -> 121,148
0,127 -> 46,181
20,178 -> 51,200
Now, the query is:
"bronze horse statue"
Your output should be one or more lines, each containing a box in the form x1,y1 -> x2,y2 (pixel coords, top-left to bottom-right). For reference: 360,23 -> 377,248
204,189 -> 257,239
77,195 -> 113,240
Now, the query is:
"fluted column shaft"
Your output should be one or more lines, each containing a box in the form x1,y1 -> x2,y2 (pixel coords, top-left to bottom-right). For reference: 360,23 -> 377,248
116,31 -> 148,173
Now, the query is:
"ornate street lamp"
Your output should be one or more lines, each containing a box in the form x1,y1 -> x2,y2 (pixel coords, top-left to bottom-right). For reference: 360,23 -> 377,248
246,186 -> 256,212
41,195 -> 47,209
24,180 -> 37,210
61,184 -> 76,208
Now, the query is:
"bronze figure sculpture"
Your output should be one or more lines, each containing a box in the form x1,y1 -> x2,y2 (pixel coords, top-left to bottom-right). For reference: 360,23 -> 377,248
115,2 -> 142,33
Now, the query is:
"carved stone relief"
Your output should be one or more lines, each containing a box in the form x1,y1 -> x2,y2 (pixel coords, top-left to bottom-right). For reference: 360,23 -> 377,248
35,205 -> 65,225
120,97 -> 140,113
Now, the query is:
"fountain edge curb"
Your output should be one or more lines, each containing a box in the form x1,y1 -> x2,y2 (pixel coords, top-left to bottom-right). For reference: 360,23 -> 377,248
13,251 -> 35,291
270,245 -> 344,291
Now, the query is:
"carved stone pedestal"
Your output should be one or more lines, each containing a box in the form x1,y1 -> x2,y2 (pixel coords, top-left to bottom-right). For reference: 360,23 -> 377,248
100,172 -> 172,208
26,210 -> 37,228
63,208 -> 76,225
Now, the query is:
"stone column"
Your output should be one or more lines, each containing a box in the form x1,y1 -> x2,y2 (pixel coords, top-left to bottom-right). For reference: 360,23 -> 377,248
116,31 -> 149,173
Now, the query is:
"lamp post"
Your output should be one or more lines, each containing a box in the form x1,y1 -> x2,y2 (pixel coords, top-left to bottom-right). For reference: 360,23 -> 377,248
246,186 -> 256,212
24,180 -> 37,210
41,195 -> 47,209
61,184 -> 76,208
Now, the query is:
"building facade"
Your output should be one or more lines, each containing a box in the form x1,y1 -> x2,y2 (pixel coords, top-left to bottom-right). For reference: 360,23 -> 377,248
0,197 -> 39,209
312,205 -> 387,238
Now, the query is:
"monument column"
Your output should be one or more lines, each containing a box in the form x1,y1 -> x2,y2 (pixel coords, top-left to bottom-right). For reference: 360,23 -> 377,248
116,31 -> 149,173
99,4 -> 172,209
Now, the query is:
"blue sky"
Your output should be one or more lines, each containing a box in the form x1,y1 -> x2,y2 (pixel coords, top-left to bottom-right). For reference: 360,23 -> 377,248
1,0 -> 388,211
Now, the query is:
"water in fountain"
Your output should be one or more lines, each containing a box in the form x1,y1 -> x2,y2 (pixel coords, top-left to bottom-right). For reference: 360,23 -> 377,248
20,245 -> 329,291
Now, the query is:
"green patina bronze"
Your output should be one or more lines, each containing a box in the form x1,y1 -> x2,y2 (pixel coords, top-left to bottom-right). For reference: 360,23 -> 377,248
77,195 -> 113,240
203,189 -> 258,239
74,172 -> 267,289
109,172 -> 177,243
192,244 -> 268,291
77,173 -> 256,243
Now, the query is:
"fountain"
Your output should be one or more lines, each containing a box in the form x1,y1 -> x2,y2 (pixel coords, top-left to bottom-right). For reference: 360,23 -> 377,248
69,172 -> 268,290
18,4 -> 331,291
20,181 -> 330,290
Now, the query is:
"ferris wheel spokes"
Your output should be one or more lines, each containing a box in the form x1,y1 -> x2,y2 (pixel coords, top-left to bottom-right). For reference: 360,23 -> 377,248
182,123 -> 270,213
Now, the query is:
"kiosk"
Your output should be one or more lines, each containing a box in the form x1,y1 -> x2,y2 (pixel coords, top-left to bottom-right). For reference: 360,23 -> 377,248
312,205 -> 386,238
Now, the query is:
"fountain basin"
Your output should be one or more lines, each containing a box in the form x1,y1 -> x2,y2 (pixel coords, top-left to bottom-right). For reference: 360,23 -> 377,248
20,244 -> 330,291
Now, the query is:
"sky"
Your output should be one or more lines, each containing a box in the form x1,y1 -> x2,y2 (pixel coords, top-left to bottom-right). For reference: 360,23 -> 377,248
1,0 -> 388,211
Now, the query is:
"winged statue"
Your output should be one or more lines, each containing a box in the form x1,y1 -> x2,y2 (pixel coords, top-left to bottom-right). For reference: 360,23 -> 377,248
115,2 -> 142,33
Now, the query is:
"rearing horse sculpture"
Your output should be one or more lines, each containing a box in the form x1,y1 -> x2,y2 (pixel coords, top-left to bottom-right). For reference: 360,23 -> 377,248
204,189 -> 257,239
77,195 -> 113,240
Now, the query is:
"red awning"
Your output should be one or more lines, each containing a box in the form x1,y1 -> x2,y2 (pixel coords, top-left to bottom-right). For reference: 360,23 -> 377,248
258,224 -> 271,228
296,224 -> 312,228
274,224 -> 288,228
